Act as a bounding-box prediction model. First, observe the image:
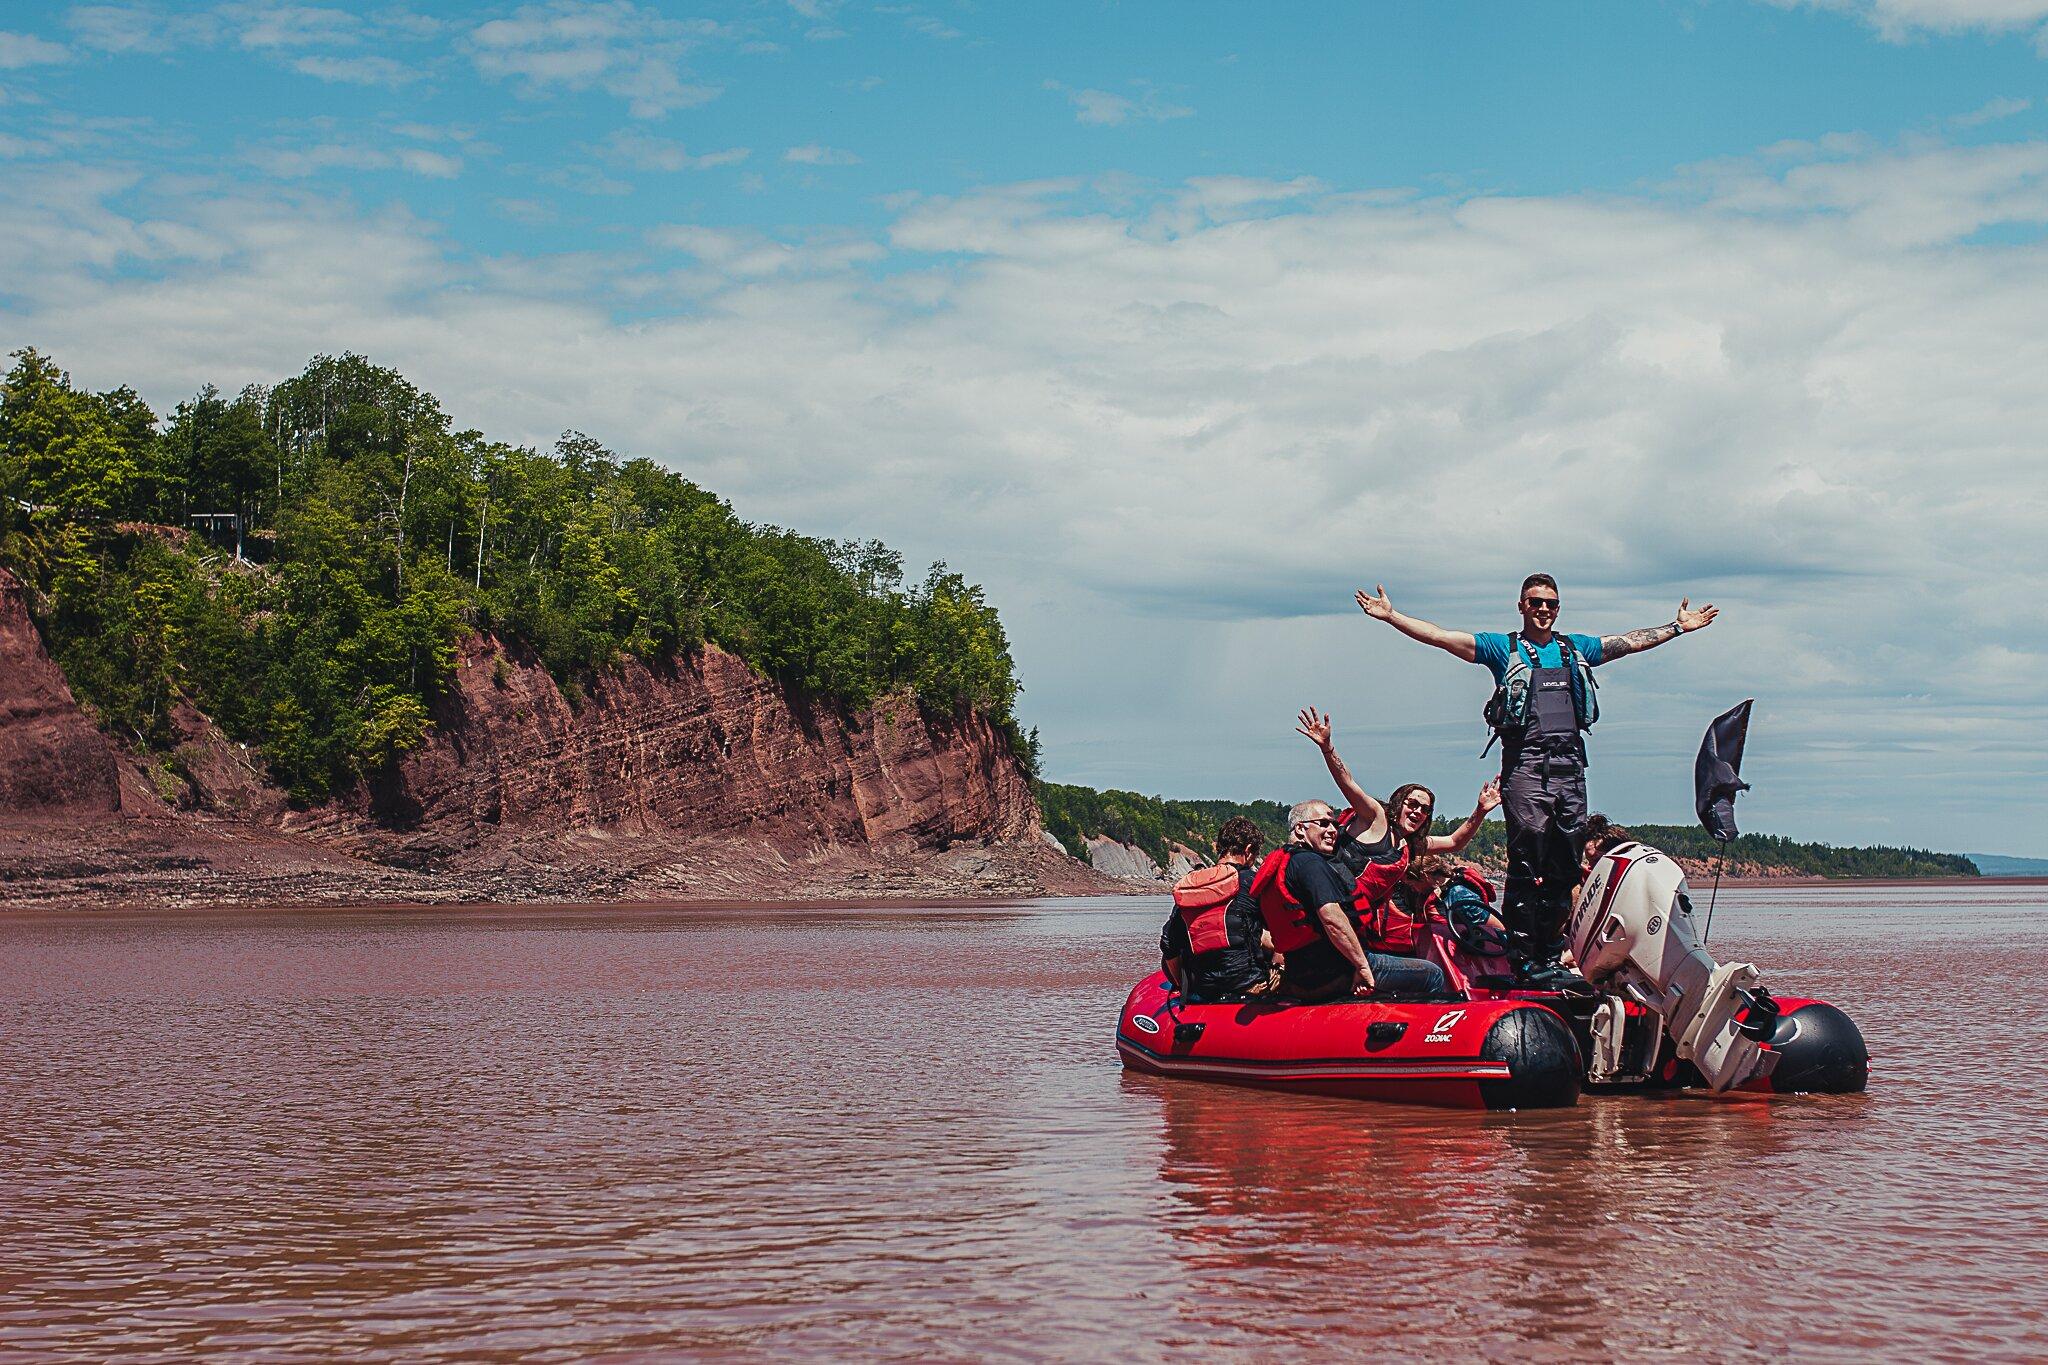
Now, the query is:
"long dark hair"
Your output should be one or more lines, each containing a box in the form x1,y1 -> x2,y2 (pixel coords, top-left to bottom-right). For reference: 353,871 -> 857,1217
1383,782 -> 1437,860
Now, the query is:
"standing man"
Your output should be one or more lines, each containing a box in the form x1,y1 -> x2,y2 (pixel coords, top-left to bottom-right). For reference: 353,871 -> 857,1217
1353,574 -> 1718,985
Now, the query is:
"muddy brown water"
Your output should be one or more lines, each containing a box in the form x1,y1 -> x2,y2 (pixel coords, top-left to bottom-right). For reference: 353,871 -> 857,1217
3,884 -> 2044,1361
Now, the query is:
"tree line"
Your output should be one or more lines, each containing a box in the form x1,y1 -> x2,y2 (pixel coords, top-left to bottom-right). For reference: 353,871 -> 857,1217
0,348 -> 1034,800
1036,780 -> 1978,879
1034,782 -> 1292,868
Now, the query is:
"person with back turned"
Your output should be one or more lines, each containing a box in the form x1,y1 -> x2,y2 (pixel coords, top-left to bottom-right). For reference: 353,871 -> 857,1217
1159,817 -> 1277,1002
1353,573 -> 1718,986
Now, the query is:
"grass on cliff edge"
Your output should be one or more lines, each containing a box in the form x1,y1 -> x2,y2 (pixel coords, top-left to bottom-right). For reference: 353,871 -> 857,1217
1035,780 -> 1979,879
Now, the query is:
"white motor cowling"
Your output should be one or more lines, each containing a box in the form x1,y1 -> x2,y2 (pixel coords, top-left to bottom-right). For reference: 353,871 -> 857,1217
1566,842 -> 1777,1092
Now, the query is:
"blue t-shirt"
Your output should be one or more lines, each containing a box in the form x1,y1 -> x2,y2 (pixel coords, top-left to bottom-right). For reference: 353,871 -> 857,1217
1472,631 -> 1604,684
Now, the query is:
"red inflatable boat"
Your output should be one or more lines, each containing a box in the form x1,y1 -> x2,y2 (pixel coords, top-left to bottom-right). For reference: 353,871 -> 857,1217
1117,843 -> 1870,1110
1115,973 -> 1867,1110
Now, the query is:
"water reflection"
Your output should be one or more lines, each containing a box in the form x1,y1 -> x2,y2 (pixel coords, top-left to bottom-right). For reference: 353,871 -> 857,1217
1132,1046 -> 1897,1356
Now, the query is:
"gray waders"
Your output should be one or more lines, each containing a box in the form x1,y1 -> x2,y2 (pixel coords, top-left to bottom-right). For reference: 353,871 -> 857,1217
1501,658 -> 1588,974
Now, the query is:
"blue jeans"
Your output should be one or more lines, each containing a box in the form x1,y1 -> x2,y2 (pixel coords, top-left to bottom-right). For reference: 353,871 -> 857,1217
1366,951 -> 1446,996
1281,941 -> 1448,998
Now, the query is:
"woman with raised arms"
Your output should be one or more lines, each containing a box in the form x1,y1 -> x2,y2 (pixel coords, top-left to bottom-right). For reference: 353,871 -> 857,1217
1294,707 -> 1502,955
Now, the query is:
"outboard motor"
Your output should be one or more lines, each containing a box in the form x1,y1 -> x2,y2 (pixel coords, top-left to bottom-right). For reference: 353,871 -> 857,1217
1566,842 -> 1778,1092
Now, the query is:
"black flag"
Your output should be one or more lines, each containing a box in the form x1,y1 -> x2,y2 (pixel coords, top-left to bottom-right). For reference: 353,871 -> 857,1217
1695,700 -> 1754,842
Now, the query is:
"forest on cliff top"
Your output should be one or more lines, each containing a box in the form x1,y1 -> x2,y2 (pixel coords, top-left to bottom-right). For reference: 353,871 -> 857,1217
0,348 -> 1031,801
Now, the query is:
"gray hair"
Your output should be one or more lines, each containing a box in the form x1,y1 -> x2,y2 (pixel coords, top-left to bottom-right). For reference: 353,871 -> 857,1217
1288,799 -> 1332,828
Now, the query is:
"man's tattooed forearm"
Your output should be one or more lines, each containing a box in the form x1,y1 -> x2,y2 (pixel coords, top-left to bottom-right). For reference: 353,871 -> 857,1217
1602,623 -> 1679,657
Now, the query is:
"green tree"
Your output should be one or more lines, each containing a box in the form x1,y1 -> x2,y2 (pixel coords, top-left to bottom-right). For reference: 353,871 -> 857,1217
0,348 -> 153,527
162,386 -> 271,550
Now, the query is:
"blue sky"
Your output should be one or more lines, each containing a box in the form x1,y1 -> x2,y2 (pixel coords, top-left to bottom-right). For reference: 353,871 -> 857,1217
5,1 -> 2048,855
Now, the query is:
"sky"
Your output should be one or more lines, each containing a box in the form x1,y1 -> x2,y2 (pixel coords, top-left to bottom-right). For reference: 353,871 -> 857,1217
4,0 -> 2048,857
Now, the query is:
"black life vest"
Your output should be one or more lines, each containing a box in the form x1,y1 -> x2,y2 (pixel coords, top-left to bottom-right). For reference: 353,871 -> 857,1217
1484,631 -> 1598,753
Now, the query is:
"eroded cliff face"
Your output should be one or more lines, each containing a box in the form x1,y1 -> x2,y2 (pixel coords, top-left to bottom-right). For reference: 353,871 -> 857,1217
0,569 -> 122,819
329,633 -> 1043,865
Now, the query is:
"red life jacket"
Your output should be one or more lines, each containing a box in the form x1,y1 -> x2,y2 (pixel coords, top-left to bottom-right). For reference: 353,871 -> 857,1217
1351,843 -> 1417,954
1251,848 -> 1323,954
1171,863 -> 1251,956
1450,865 -> 1497,904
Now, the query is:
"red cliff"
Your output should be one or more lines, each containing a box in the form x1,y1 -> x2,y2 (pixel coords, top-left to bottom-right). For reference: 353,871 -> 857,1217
320,633 -> 1048,871
0,568 -> 123,819
0,572 -> 1106,906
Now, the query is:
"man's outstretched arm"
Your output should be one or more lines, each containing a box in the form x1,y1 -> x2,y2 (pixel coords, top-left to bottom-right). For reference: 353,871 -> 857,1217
1599,598 -> 1719,661
1355,585 -> 1478,663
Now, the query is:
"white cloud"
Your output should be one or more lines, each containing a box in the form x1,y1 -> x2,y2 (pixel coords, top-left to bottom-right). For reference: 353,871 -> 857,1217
538,162 -> 632,195
874,5 -> 960,40
1686,137 -> 2048,245
600,129 -> 750,170
649,224 -> 882,276
493,196 -> 556,224
395,148 -> 461,177
784,143 -> 859,165
1772,0 -> 2048,40
1180,175 -> 1325,213
64,6 -> 221,52
465,1 -> 726,117
6,136 -> 2048,851
245,140 -> 460,178
391,122 -> 478,144
0,32 -> 71,68
0,111 -> 167,158
291,54 -> 421,86
1953,95 -> 2032,126
221,2 -> 360,49
1045,80 -> 1193,127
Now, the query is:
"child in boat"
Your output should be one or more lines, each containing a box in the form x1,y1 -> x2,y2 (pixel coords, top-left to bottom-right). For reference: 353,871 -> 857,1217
1414,859 -> 1519,993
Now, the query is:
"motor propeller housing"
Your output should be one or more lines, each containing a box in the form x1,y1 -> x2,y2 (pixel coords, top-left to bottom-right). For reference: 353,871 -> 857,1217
1567,843 -> 1778,1092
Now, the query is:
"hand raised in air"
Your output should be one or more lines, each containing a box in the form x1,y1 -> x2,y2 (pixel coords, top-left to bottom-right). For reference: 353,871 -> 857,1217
1677,597 -> 1718,632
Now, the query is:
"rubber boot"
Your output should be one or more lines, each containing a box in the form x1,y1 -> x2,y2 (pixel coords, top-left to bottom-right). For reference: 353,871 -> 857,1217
1517,923 -> 1590,993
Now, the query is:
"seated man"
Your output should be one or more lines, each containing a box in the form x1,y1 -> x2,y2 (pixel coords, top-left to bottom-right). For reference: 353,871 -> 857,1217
1253,799 -> 1447,1001
1159,817 -> 1278,1002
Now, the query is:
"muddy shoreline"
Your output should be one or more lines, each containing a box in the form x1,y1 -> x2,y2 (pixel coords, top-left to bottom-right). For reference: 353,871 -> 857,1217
0,817 -> 1130,912
4,818 -> 2035,912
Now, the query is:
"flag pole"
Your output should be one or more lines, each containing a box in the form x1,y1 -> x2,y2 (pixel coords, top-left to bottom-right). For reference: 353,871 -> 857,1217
1703,841 -> 1725,944
1695,699 -> 1753,947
